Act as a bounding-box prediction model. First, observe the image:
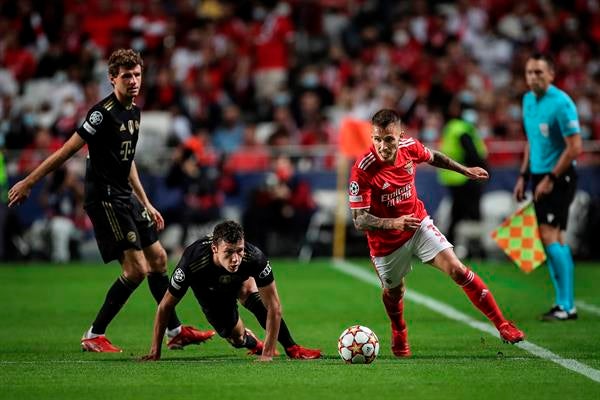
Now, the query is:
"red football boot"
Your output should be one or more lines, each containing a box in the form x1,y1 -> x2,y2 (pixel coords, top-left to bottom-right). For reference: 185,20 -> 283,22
498,321 -> 525,344
391,328 -> 411,357
81,336 -> 122,353
167,325 -> 216,350
285,344 -> 322,359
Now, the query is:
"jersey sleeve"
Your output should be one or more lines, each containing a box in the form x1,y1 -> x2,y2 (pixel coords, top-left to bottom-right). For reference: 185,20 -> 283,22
348,166 -> 371,210
557,96 -> 580,137
168,248 -> 194,298
409,138 -> 434,164
76,106 -> 106,142
247,244 -> 275,287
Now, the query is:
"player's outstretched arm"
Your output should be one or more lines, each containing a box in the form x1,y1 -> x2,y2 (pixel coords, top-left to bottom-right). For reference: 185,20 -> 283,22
351,209 -> 420,232
256,281 -> 282,362
141,291 -> 181,361
429,150 -> 489,181
8,133 -> 85,207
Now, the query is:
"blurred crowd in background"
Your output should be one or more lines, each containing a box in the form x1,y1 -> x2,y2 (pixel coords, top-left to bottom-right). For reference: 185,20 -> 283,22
1,0 -> 600,261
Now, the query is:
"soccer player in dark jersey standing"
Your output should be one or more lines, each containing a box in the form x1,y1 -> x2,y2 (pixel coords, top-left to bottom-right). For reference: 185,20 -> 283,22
348,109 -> 525,357
8,49 -> 215,352
141,220 -> 322,361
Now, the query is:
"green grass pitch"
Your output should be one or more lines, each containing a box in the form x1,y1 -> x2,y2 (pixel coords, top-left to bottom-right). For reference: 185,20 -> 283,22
1,258 -> 599,399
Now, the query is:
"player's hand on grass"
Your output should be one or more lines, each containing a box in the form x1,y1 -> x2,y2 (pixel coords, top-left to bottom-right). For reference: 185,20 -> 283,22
140,352 -> 161,361
256,355 -> 274,362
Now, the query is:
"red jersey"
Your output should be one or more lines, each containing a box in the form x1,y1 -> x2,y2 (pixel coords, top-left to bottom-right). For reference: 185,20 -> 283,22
348,137 -> 433,256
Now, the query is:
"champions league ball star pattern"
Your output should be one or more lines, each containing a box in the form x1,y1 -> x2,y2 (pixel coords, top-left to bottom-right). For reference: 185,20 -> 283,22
491,202 -> 546,273
338,325 -> 380,364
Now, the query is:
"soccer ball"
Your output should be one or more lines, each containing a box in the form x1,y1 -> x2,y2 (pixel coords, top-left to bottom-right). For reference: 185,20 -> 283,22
337,325 -> 380,364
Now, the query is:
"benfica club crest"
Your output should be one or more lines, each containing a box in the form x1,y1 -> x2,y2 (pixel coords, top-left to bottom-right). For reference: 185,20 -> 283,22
404,161 -> 414,175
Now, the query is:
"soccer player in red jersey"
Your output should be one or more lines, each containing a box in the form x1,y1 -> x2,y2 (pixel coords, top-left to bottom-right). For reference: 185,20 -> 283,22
348,109 -> 524,357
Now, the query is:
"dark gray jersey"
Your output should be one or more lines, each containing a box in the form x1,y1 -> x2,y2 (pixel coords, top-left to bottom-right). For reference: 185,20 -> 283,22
76,93 -> 140,204
168,236 -> 274,310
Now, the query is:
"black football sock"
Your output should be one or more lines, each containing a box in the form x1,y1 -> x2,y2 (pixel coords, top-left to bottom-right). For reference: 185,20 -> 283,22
243,291 -> 296,348
147,272 -> 182,331
91,274 -> 140,335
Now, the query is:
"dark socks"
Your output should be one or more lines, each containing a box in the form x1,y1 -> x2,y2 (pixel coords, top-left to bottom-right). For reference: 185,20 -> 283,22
147,272 -> 182,330
91,274 -> 140,335
243,292 -> 295,348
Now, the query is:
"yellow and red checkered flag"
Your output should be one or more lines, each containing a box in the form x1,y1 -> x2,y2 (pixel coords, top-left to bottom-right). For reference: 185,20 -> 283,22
490,202 -> 546,273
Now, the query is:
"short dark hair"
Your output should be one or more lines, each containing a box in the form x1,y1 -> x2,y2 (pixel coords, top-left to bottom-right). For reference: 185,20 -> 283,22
528,52 -> 555,71
371,109 -> 401,129
212,220 -> 244,246
108,49 -> 143,77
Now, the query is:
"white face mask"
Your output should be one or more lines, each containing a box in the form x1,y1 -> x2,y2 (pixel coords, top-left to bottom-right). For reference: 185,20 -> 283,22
63,103 -> 76,118
393,30 -> 409,46
461,109 -> 478,125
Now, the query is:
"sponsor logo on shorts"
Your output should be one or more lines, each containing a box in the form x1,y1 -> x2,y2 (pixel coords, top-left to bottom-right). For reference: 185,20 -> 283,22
127,231 -> 137,243
89,111 -> 103,125
258,262 -> 272,279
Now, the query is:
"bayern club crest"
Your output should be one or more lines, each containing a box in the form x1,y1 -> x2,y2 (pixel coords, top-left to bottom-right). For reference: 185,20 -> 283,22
349,181 -> 359,195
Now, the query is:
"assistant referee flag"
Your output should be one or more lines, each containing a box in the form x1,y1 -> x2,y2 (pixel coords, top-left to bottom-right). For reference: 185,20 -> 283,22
490,202 -> 546,273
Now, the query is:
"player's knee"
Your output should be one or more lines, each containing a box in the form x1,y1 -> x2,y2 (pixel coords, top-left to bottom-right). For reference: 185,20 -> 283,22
448,263 -> 468,283
123,268 -> 146,284
538,226 -> 559,246
238,278 -> 259,304
146,247 -> 168,273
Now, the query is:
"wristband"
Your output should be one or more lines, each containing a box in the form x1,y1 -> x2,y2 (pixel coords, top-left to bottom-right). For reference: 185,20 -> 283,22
520,171 -> 530,180
548,172 -> 559,182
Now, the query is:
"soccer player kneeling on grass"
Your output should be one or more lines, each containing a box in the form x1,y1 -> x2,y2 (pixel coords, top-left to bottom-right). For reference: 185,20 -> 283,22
348,109 -> 525,357
141,220 -> 322,362
8,49 -> 214,353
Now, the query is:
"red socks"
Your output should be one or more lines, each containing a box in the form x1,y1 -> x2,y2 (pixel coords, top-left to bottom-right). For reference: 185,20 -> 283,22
453,268 -> 506,327
382,293 -> 407,332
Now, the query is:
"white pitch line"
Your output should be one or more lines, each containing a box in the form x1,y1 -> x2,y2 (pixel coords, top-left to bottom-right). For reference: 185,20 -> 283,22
332,259 -> 600,384
576,301 -> 600,317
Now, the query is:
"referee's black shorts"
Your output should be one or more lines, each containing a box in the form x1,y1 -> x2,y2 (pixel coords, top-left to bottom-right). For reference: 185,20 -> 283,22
85,195 -> 159,263
532,166 -> 577,230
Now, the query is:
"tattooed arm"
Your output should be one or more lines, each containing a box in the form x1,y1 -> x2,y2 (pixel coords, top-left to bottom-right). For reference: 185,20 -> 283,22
352,209 -> 421,232
429,150 -> 489,181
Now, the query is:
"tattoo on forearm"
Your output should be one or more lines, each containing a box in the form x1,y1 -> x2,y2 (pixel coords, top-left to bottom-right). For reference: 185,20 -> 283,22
430,150 -> 465,173
353,210 -> 396,230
